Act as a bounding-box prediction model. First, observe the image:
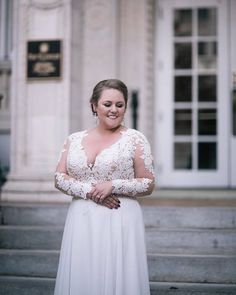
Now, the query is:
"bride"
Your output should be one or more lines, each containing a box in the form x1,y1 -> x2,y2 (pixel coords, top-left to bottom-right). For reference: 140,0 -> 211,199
54,79 -> 155,295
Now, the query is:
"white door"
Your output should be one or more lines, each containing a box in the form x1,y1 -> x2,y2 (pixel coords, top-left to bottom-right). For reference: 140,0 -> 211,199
230,0 -> 236,187
155,0 -> 231,187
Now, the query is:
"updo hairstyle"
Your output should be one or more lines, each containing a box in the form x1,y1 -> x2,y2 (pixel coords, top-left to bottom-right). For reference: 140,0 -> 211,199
90,79 -> 128,115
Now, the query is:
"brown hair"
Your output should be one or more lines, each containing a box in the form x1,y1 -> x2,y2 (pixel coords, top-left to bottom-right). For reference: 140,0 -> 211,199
90,79 -> 128,114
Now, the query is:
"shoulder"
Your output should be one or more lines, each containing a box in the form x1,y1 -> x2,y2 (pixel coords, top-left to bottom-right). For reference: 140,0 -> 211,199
68,130 -> 86,142
126,128 -> 149,143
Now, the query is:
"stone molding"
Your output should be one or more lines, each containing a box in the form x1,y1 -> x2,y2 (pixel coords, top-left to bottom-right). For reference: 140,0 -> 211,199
28,0 -> 63,10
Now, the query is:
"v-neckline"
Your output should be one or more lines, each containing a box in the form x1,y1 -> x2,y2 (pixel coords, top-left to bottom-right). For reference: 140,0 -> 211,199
80,128 -> 129,169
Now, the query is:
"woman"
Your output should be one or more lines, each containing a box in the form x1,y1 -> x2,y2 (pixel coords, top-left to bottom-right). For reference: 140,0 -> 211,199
54,79 -> 155,295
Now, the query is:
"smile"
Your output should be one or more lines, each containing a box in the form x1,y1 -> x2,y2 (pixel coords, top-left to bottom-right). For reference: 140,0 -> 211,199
108,115 -> 118,119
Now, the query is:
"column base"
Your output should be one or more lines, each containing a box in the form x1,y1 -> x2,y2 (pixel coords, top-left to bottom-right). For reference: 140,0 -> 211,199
1,176 -> 71,203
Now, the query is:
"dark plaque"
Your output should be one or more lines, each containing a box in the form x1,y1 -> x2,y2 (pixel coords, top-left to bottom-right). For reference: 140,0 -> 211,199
27,40 -> 62,80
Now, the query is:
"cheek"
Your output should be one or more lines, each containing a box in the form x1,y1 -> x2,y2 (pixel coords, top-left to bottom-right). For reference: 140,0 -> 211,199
120,108 -> 126,115
99,106 -> 109,113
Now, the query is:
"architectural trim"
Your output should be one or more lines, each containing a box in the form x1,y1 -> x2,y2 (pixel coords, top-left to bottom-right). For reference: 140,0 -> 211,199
29,0 -> 63,10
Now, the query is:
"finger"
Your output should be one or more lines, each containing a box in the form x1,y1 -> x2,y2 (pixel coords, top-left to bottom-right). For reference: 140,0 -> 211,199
91,193 -> 100,203
103,198 -> 120,209
97,194 -> 104,204
110,196 -> 120,204
93,193 -> 104,204
102,202 -> 115,209
90,191 -> 100,202
103,203 -> 113,209
108,196 -> 120,206
90,187 -> 96,194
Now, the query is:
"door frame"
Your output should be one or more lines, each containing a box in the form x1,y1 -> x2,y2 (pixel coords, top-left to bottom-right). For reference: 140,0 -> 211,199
155,0 -> 230,187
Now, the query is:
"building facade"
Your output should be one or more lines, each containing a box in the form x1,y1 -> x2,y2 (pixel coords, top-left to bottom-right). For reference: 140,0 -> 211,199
0,0 -> 235,202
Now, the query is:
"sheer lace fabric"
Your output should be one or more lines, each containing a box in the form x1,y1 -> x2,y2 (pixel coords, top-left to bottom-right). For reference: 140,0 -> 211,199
55,128 -> 154,199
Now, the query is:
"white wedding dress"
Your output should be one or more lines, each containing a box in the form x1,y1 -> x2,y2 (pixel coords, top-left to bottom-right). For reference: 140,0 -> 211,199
54,128 -> 154,295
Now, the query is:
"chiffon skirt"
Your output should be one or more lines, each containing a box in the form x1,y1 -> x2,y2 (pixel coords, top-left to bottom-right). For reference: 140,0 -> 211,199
54,197 -> 150,295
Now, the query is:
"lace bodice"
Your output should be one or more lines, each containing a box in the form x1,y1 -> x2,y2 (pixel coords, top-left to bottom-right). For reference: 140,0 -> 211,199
55,128 -> 155,199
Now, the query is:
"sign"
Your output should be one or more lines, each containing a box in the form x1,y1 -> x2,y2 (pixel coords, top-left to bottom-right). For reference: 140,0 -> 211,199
27,40 -> 62,80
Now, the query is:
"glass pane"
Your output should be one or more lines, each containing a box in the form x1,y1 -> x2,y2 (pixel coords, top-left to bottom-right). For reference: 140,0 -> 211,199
175,76 -> 192,102
174,142 -> 192,169
198,42 -> 217,69
175,43 -> 192,69
198,8 -> 217,36
198,75 -> 217,102
174,9 -> 192,36
174,109 -> 192,135
198,109 -> 217,135
198,142 -> 217,169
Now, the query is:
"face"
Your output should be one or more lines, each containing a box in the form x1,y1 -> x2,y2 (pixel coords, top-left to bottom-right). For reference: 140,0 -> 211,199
93,88 -> 126,130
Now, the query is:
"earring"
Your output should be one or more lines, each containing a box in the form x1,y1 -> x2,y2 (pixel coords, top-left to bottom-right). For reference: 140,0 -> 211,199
93,112 -> 98,125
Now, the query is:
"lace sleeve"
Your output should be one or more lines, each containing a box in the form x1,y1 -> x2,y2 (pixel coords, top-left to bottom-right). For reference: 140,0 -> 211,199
55,137 -> 92,199
112,131 -> 155,197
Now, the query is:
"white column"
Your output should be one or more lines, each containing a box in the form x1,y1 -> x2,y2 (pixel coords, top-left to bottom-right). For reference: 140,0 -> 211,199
1,0 -> 81,202
0,0 -> 7,59
81,0 -> 119,129
119,0 -> 155,142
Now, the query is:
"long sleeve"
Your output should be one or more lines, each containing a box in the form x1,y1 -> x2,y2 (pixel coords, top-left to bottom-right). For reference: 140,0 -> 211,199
55,137 -> 92,199
112,132 -> 155,197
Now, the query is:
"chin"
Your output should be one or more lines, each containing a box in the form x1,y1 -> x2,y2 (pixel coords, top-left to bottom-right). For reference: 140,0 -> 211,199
104,119 -> 123,128
106,122 -> 122,130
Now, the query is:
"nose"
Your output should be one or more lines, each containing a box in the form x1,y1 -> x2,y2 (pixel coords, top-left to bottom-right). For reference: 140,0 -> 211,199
110,104 -> 118,113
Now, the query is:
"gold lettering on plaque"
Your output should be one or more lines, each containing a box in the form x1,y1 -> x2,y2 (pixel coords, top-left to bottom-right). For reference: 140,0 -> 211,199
33,62 -> 56,75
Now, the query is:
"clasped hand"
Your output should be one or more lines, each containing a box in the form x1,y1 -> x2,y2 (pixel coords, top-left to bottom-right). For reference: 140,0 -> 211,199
88,181 -> 120,209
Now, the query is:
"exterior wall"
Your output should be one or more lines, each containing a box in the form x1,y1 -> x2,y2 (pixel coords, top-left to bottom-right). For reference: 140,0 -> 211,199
1,0 -> 235,196
0,63 -> 11,180
1,0 -> 155,202
2,0 -> 81,202
119,0 -> 155,144
0,0 -> 13,185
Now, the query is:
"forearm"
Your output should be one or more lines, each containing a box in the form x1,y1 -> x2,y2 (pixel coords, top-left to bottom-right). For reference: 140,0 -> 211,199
55,172 -> 92,199
112,178 -> 155,197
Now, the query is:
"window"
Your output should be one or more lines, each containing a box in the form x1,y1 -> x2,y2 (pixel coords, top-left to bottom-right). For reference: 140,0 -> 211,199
173,7 -> 218,170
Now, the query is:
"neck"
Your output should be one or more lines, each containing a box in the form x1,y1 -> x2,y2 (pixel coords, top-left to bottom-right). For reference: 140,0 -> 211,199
96,124 -> 123,135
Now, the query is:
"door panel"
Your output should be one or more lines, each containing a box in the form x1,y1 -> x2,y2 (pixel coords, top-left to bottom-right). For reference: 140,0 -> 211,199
155,0 -> 229,187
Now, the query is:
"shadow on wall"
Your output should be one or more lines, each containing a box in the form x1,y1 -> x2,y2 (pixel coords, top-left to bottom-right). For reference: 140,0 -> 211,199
0,133 -> 10,189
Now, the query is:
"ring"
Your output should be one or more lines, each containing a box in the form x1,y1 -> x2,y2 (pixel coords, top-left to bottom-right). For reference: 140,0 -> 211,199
98,195 -> 102,203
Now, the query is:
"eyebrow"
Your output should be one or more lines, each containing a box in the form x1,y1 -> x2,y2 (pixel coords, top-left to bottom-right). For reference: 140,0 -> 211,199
102,100 -> 125,103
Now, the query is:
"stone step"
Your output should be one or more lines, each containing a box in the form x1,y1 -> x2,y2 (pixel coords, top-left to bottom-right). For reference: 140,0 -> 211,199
0,250 -> 235,284
0,250 -> 58,278
0,225 -> 63,250
0,276 -> 54,295
2,203 -> 236,229
146,228 -> 236,255
150,281 -> 236,295
142,206 -> 236,229
0,276 -> 235,295
1,225 -> 236,255
149,253 -> 236,284
1,203 -> 68,226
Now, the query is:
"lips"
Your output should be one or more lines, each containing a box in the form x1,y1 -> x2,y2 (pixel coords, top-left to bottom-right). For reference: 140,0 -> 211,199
108,115 -> 118,119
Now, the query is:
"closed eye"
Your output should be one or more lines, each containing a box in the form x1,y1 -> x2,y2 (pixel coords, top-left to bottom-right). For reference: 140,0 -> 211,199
103,102 -> 125,108
117,103 -> 125,108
